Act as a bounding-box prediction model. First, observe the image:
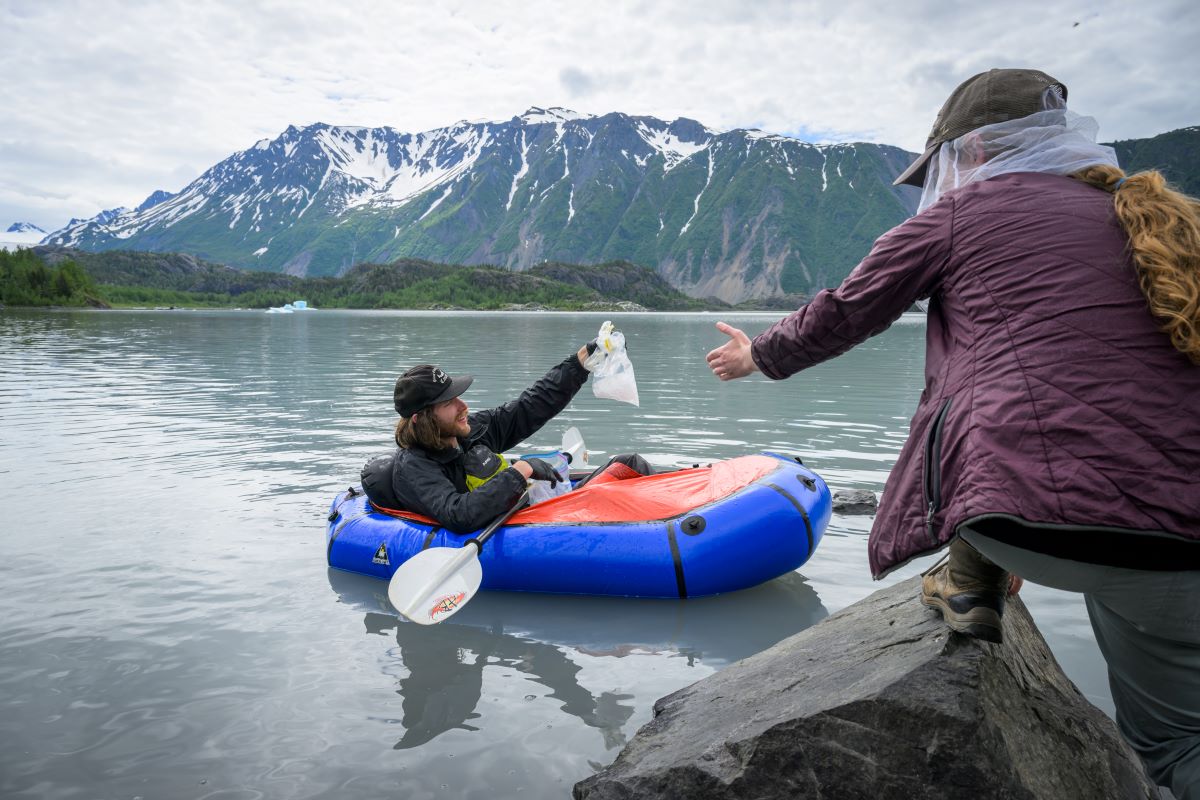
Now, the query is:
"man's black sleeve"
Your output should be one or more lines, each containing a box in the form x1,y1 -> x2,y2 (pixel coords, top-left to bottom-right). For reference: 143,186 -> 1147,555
392,450 -> 527,534
470,353 -> 590,454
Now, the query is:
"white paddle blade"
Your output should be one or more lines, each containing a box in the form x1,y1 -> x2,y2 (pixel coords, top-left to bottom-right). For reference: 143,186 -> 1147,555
561,426 -> 587,467
387,546 -> 483,625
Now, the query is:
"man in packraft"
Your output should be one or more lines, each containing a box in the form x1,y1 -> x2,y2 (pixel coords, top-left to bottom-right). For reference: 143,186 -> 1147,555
361,344 -> 651,533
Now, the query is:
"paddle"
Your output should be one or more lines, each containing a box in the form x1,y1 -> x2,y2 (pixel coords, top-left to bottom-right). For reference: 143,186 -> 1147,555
387,427 -> 586,625
388,487 -> 532,625
561,426 -> 587,467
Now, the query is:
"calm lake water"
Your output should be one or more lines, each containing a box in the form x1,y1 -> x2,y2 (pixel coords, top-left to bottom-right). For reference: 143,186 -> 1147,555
0,308 -> 1110,799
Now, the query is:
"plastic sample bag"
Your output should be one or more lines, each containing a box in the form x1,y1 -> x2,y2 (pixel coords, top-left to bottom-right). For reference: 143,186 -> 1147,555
522,450 -> 572,505
584,321 -> 640,407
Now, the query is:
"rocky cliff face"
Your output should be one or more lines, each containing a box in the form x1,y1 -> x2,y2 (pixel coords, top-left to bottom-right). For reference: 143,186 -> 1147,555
575,575 -> 1158,799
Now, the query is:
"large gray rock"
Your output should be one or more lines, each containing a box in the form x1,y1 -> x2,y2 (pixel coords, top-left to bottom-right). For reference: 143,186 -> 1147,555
575,575 -> 1157,799
832,488 -> 879,515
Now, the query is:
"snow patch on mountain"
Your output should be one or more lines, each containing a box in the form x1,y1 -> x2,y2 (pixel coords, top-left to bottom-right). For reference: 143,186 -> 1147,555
507,130 -> 530,211
418,184 -> 454,222
635,121 -> 713,171
317,127 -> 400,186
681,150 -> 714,234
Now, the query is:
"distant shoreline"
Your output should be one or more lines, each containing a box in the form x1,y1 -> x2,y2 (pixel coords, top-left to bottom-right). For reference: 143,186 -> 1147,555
2,305 -> 932,319
16,247 -> 806,313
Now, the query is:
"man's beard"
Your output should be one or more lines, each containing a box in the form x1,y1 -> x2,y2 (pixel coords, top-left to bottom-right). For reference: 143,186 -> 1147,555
437,416 -> 467,439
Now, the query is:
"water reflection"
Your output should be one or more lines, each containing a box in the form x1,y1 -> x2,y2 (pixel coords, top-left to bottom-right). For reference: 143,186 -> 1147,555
328,568 -> 828,751
365,613 -> 636,751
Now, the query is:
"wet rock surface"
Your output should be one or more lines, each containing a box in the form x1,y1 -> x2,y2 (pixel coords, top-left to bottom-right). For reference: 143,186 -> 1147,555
575,575 -> 1157,799
831,488 -> 878,515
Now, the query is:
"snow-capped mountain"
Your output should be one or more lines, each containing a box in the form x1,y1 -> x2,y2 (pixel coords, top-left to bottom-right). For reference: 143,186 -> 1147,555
44,107 -> 921,302
2,222 -> 49,251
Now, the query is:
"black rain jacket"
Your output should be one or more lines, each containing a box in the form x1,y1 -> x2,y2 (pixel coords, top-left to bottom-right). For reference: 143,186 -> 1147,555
389,353 -> 589,533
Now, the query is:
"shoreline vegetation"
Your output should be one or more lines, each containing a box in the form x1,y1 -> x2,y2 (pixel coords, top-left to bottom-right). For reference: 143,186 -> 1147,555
1,247 -> 807,313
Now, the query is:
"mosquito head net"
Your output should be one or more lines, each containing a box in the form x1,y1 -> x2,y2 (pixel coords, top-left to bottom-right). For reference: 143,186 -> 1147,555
916,107 -> 1120,213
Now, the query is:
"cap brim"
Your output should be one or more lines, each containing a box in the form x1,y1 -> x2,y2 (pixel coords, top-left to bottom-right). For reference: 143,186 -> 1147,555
893,142 -> 939,188
427,374 -> 473,407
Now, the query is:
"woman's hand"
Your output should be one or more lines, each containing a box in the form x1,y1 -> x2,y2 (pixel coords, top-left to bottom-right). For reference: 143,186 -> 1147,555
706,322 -> 759,381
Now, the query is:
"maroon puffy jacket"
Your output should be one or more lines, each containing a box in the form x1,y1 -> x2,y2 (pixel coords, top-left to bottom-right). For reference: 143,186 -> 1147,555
752,172 -> 1200,577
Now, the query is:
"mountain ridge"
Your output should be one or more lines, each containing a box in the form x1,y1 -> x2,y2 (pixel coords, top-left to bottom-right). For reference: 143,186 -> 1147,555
43,108 -> 920,302
38,113 -> 1199,302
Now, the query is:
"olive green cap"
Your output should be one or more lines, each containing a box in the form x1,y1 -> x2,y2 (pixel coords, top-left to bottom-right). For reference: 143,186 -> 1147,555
894,68 -> 1067,187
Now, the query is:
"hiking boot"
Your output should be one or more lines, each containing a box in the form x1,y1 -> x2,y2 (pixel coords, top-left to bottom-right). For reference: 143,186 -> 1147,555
921,538 -> 1008,644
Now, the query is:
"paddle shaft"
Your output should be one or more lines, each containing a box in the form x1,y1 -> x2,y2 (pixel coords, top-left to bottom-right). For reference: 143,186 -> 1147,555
468,488 -> 531,550
399,488 -> 531,612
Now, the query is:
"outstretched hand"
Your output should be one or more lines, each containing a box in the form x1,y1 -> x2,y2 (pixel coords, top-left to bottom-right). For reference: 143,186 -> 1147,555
706,322 -> 759,381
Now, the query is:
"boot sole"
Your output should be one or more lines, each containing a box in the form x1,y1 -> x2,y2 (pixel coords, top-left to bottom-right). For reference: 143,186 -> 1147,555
922,595 -> 1004,644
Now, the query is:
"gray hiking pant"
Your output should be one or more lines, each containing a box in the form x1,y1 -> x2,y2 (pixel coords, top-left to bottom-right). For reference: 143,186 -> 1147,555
961,529 -> 1200,800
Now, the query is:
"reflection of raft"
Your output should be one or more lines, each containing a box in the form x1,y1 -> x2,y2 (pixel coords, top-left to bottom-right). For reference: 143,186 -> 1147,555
327,567 -> 831,750
326,453 -> 831,599
327,567 -> 830,667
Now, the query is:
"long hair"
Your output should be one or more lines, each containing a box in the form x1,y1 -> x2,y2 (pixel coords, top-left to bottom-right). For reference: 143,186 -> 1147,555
394,407 -> 446,450
1071,164 -> 1200,364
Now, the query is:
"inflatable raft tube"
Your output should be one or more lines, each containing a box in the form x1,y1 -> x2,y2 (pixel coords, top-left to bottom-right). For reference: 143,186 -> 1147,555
326,453 -> 831,599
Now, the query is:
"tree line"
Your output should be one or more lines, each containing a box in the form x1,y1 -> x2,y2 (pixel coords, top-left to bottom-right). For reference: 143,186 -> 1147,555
1,247 -> 728,311
0,249 -> 104,307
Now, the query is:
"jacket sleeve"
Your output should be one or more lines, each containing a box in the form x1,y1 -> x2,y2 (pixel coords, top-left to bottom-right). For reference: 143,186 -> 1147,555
471,352 -> 590,453
751,197 -> 954,380
392,451 -> 528,534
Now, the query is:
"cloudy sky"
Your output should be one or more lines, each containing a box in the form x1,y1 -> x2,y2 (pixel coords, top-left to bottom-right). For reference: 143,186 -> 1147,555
2,0 -> 1197,232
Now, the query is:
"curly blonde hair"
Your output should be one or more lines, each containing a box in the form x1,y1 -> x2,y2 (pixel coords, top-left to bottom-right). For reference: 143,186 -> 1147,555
1072,165 -> 1200,364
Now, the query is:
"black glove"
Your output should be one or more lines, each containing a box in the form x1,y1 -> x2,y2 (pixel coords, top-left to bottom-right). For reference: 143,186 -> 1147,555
518,457 -> 561,487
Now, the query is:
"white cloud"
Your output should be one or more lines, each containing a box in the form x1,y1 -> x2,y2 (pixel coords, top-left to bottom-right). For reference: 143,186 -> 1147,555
1,0 -> 1197,231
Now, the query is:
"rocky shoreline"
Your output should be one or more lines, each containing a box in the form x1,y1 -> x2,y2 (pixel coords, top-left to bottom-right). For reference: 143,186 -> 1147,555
576,575 -> 1158,799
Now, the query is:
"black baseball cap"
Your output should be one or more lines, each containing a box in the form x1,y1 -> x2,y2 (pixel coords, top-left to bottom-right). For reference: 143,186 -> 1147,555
393,364 -> 473,417
894,68 -> 1067,188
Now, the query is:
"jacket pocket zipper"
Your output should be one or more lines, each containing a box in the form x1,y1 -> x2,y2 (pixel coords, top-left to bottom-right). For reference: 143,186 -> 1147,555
923,398 -> 952,546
